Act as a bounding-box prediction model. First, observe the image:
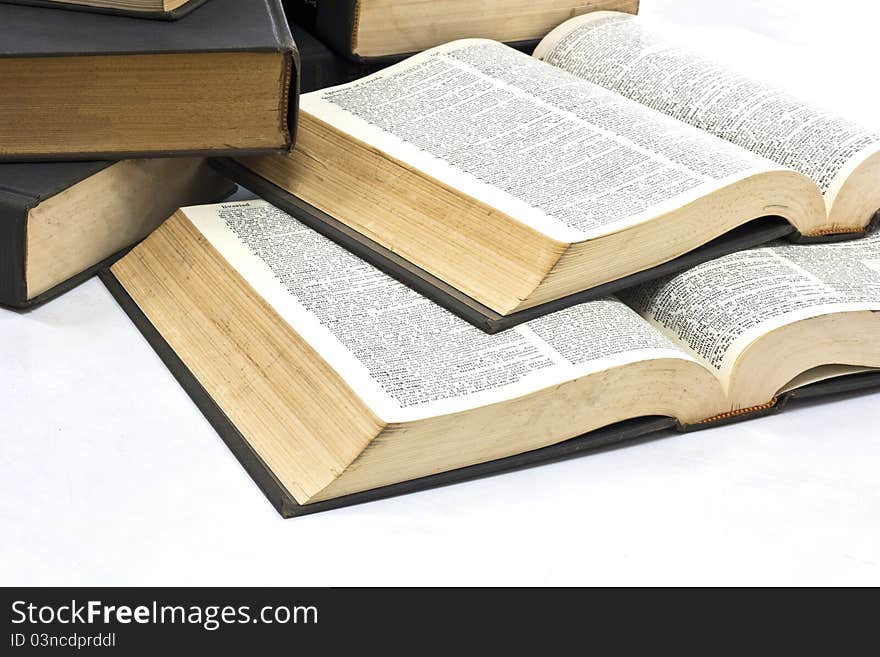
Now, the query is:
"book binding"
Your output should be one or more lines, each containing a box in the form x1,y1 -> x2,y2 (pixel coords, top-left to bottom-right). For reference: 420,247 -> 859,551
789,209 -> 880,244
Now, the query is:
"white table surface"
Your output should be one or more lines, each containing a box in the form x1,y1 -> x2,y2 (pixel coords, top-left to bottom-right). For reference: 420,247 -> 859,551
2,0 -> 879,586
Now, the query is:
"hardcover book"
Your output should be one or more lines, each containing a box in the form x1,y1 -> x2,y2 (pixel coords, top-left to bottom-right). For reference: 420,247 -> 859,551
283,0 -> 640,62
103,200 -> 880,517
0,0 -> 210,19
228,11 -> 880,331
0,159 -> 233,308
0,0 -> 298,161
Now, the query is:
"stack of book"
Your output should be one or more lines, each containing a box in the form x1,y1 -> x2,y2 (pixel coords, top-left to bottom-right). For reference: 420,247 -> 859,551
4,1 -> 880,518
0,0 -> 297,307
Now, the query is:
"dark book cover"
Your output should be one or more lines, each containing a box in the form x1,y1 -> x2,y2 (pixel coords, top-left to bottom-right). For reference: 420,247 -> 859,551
283,0 -> 360,61
0,0 -> 299,160
0,0 -> 210,19
0,161 -> 236,309
99,266 -> 880,518
1,162 -> 113,308
283,0 -> 543,63
291,22 -> 367,92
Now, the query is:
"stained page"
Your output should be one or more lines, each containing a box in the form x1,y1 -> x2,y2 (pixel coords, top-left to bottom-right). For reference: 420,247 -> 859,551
185,201 -> 697,422
302,39 -> 778,242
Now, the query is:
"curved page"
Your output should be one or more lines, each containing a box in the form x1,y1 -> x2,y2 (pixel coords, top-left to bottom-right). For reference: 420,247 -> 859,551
535,12 -> 880,199
623,231 -> 880,384
186,200 -> 698,423
301,39 -> 780,243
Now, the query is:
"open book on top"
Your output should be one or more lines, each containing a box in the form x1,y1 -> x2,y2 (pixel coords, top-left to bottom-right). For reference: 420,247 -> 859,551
221,11 -> 880,331
104,200 -> 880,516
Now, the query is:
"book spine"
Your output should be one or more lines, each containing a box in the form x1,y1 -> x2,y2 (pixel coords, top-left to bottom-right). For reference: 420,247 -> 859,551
679,369 -> 880,432
677,399 -> 781,432
267,0 -> 298,50
0,188 -> 30,308
266,0 -> 299,147
788,209 -> 880,244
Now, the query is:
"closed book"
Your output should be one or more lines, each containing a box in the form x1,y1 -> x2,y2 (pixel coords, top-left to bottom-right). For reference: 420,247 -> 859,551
0,0 -> 211,19
283,0 -> 640,62
0,0 -> 299,161
0,159 -> 234,308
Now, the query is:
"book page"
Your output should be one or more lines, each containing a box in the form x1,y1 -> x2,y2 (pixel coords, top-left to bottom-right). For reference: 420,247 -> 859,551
185,201 -> 696,422
302,39 -> 778,243
621,232 -> 880,382
535,12 -> 880,196
778,365 -> 876,395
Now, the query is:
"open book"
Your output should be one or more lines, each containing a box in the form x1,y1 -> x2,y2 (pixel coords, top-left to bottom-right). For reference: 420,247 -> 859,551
222,11 -> 880,331
104,200 -> 880,516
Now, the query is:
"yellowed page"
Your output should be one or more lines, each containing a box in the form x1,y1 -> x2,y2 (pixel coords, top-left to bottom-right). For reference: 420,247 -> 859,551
185,200 -> 699,423
302,39 -> 780,243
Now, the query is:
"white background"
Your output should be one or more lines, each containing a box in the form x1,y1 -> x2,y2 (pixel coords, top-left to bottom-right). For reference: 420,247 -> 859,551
2,0 -> 879,586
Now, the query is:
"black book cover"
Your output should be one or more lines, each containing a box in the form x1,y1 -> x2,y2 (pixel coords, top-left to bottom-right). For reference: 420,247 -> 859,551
1,0 -> 292,66
0,0 -> 210,19
0,162 -> 236,309
0,0 -> 299,160
1,162 -> 112,308
99,267 -> 880,518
